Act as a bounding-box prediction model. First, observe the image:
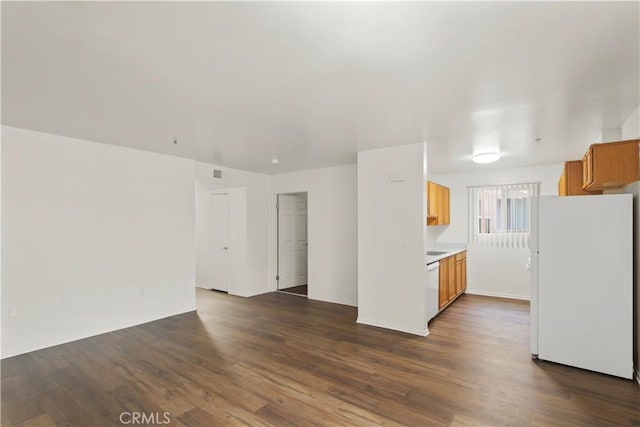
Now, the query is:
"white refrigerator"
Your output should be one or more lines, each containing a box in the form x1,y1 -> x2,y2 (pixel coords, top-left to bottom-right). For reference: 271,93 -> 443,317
530,194 -> 633,379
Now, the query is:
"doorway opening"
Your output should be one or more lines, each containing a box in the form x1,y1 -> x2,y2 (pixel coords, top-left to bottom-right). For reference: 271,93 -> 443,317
277,192 -> 308,297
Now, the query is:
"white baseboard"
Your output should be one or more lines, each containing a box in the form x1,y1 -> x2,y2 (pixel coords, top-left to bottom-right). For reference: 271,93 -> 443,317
465,289 -> 530,301
357,317 -> 429,337
309,295 -> 357,307
2,307 -> 197,359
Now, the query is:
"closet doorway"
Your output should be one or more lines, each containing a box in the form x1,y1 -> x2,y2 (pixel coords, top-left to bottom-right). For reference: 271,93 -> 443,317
277,193 -> 308,297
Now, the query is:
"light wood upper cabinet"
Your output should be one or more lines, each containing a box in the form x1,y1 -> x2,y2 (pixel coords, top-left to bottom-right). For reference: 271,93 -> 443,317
426,181 -> 450,226
427,182 -> 438,223
443,188 -> 450,224
581,139 -> 640,191
558,160 -> 602,197
558,169 -> 567,197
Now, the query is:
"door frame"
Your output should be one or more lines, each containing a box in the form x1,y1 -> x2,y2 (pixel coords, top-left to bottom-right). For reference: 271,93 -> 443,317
196,186 -> 247,296
208,192 -> 230,292
272,191 -> 309,296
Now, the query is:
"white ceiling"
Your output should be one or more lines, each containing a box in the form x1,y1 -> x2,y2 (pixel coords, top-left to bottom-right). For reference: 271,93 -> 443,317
2,2 -> 638,174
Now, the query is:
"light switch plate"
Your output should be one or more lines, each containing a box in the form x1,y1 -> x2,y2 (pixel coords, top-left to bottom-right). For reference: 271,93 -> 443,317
389,173 -> 407,182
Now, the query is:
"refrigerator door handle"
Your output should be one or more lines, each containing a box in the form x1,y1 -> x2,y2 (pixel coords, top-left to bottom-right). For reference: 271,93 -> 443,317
530,253 -> 539,357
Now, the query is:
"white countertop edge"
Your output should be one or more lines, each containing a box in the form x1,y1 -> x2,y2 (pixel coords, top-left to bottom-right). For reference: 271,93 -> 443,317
426,247 -> 467,265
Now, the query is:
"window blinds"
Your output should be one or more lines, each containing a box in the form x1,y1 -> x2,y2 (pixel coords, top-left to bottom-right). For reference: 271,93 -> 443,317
467,182 -> 540,249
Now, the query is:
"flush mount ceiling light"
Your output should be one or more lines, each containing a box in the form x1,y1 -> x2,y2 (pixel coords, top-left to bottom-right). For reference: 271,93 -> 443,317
472,152 -> 501,164
271,158 -> 280,164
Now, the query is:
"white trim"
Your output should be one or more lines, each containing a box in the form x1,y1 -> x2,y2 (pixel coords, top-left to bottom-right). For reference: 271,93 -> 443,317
465,289 -> 530,301
636,371 -> 640,387
278,290 -> 307,298
357,317 -> 429,337
272,191 -> 309,294
309,295 -> 357,308
269,193 -> 279,292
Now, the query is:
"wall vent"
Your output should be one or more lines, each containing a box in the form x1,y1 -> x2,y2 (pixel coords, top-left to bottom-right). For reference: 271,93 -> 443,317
213,169 -> 223,179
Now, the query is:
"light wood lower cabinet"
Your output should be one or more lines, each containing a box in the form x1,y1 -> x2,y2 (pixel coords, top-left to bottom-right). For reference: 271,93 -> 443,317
455,256 -> 463,295
438,251 -> 467,311
438,257 -> 449,308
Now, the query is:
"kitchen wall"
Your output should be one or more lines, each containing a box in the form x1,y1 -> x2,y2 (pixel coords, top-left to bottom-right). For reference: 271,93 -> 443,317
2,126 -> 196,358
196,162 -> 270,297
622,105 -> 639,140
271,164 -> 357,306
357,143 -> 428,335
429,163 -> 563,299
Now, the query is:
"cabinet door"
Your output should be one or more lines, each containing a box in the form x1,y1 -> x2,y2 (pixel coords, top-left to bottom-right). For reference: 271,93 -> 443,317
455,259 -> 463,295
427,182 -> 438,225
582,149 -> 593,189
443,187 -> 450,225
427,181 -> 451,226
462,259 -> 467,292
438,258 -> 448,309
447,257 -> 456,301
558,165 -> 567,196
437,184 -> 444,225
585,140 -> 640,190
563,160 -> 601,196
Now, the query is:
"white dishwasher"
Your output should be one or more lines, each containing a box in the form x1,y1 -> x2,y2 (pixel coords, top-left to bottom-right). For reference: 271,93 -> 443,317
426,261 -> 440,323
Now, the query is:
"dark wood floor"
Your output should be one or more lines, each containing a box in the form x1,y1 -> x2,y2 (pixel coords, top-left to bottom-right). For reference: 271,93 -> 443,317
2,290 -> 639,426
278,284 -> 308,296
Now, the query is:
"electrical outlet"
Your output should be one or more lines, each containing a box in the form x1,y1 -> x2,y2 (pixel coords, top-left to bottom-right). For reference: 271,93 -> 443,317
8,306 -> 18,318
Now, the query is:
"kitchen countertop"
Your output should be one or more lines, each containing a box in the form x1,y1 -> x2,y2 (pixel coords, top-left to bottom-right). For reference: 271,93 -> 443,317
426,247 -> 467,265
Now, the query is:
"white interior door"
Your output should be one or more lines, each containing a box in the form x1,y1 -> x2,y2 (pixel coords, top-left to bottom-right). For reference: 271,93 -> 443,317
294,197 -> 308,286
278,194 -> 308,290
209,193 -> 230,291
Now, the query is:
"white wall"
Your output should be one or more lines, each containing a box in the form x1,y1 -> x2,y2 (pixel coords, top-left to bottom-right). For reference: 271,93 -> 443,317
622,105 -> 640,140
196,162 -> 270,297
2,126 -> 196,358
357,143 -> 428,335
429,163 -> 563,299
271,164 -> 357,306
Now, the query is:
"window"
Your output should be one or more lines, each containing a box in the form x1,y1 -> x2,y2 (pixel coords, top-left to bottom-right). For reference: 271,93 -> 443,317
468,183 -> 539,249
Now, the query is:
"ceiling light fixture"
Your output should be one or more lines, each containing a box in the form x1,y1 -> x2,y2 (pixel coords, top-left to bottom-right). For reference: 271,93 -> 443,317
472,152 -> 501,164
271,158 -> 279,164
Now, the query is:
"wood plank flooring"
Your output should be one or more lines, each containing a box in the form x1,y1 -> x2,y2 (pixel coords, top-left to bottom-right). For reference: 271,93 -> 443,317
2,290 -> 639,426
